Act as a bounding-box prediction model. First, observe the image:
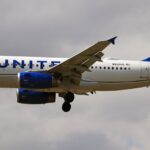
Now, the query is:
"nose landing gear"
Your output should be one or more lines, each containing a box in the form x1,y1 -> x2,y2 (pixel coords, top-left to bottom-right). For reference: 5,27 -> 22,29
61,92 -> 75,112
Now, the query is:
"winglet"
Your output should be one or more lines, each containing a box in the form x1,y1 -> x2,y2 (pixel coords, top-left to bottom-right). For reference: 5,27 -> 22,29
108,36 -> 117,45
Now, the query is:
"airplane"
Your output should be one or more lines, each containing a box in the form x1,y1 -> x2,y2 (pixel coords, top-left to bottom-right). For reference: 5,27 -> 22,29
0,36 -> 150,112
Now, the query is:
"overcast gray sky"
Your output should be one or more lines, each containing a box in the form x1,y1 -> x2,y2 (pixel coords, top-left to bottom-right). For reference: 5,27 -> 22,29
0,0 -> 150,150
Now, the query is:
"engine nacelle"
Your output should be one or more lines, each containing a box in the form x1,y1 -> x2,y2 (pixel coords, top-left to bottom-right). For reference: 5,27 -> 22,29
18,72 -> 53,89
17,88 -> 56,104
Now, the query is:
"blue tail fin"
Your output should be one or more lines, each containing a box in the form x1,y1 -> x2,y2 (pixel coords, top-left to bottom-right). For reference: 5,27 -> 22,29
142,57 -> 150,62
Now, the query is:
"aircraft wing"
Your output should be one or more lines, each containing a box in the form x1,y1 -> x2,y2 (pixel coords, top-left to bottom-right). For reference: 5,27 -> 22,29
48,37 -> 117,85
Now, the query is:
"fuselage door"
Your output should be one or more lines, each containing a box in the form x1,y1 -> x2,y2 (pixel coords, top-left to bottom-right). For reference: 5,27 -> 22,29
141,63 -> 149,79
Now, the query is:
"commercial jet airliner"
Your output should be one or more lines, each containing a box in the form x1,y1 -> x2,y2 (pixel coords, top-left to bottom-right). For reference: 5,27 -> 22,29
0,37 -> 150,112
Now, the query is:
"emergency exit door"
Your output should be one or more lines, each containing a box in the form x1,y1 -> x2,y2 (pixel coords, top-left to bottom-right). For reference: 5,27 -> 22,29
141,63 -> 149,79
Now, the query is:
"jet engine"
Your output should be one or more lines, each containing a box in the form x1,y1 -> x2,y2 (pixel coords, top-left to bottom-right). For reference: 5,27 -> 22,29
17,88 -> 56,104
18,72 -> 53,89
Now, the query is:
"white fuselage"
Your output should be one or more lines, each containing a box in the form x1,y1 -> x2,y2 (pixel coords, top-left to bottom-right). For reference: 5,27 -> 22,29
0,56 -> 150,93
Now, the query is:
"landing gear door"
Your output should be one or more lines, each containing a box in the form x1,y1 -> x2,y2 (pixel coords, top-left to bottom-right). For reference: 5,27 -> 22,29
141,63 -> 149,79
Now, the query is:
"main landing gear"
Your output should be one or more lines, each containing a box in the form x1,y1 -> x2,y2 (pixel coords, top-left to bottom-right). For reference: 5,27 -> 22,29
61,92 -> 75,112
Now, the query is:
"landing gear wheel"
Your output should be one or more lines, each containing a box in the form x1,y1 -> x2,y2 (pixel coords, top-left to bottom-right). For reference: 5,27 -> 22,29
64,92 -> 74,103
62,102 -> 71,112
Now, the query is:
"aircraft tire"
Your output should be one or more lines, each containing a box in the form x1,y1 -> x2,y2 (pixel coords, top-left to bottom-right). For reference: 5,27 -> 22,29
62,102 -> 71,112
64,92 -> 74,103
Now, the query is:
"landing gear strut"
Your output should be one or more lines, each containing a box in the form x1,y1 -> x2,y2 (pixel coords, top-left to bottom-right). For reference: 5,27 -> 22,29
61,92 -> 75,112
